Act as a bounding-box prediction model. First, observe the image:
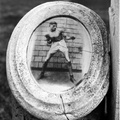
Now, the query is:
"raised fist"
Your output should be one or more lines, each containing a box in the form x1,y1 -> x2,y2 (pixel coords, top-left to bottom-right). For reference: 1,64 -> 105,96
71,36 -> 75,40
45,34 -> 50,39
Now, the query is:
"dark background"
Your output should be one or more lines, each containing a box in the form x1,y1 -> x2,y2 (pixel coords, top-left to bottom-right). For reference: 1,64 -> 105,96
0,0 -> 110,120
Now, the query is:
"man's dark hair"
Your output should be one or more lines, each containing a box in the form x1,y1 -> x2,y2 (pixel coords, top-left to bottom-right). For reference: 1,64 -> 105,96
49,21 -> 57,26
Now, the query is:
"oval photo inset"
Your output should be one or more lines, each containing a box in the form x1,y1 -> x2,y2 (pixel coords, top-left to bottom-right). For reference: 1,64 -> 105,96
27,16 -> 92,93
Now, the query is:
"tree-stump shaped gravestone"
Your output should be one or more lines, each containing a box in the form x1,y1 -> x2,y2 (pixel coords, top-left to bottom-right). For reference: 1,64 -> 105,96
6,1 -> 109,120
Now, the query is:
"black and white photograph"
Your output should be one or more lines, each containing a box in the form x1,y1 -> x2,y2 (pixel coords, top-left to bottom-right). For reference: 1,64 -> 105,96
0,0 -> 119,120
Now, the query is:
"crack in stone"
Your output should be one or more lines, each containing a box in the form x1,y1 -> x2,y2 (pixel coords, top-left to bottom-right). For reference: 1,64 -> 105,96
60,95 -> 70,120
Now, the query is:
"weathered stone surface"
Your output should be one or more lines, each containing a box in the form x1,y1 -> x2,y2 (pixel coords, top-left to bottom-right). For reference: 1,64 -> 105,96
108,0 -> 120,119
6,1 -> 109,120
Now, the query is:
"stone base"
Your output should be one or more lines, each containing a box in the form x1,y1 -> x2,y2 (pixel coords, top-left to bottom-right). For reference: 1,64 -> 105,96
11,94 -> 106,120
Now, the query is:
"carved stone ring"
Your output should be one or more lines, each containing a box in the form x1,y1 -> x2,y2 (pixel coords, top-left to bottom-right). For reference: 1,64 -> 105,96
6,1 -> 109,120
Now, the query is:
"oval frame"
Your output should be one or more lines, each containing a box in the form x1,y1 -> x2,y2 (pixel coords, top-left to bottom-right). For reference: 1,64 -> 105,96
6,1 -> 109,120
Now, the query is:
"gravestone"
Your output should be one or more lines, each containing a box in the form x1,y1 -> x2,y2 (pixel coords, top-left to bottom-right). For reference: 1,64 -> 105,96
6,1 -> 109,120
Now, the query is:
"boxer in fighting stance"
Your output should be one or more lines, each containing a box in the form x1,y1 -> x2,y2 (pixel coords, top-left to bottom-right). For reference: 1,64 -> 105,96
38,21 -> 76,83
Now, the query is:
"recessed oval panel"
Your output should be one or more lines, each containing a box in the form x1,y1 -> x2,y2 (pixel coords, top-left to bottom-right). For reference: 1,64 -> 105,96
27,16 -> 92,93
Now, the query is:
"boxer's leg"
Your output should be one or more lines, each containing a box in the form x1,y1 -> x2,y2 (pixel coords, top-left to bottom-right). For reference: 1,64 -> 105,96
38,46 -> 57,79
60,47 -> 76,83
60,47 -> 70,62
67,61 -> 76,83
